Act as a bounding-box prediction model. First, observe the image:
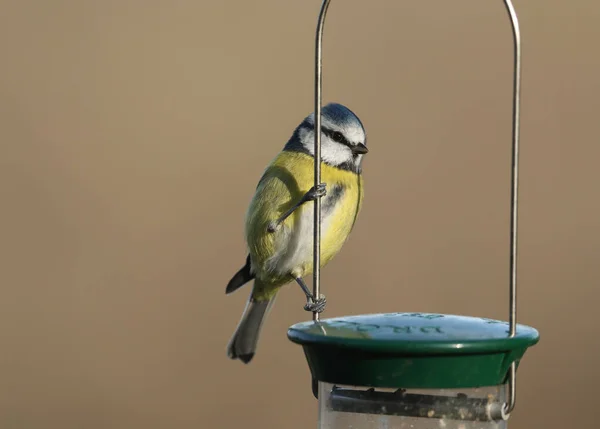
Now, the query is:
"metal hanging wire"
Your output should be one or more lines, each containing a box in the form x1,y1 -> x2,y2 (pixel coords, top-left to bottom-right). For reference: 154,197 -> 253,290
310,0 -> 522,419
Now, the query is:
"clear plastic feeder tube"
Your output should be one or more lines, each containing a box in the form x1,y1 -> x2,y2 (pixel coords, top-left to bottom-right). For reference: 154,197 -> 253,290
318,382 -> 507,429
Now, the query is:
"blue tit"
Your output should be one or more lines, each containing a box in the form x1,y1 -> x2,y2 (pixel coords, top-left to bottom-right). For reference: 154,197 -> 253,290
226,102 -> 368,363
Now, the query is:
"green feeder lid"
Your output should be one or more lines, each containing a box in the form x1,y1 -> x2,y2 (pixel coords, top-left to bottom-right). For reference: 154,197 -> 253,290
288,312 -> 539,389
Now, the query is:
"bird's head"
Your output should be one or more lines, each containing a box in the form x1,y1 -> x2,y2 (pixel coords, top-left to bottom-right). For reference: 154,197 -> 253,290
286,103 -> 368,173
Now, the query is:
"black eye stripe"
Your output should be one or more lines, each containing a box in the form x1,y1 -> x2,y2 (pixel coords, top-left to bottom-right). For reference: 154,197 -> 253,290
321,127 -> 352,148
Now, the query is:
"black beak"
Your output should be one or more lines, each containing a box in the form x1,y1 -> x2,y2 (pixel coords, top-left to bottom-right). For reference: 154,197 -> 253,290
352,143 -> 369,155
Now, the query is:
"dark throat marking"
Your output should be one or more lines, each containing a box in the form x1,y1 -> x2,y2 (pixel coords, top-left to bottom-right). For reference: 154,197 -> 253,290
322,184 -> 345,217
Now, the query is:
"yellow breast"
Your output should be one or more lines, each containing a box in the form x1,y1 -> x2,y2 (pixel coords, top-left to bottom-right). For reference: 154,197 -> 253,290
245,151 -> 364,289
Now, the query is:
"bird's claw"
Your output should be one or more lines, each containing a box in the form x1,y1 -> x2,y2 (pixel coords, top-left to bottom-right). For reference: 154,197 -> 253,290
306,183 -> 327,201
304,294 -> 327,313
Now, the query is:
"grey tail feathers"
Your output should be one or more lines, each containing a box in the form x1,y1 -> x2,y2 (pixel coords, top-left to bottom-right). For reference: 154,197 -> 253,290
227,290 -> 276,364
226,254 -> 254,294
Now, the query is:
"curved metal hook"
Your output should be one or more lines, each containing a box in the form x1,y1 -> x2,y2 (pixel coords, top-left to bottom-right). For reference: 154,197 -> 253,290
311,0 -> 522,418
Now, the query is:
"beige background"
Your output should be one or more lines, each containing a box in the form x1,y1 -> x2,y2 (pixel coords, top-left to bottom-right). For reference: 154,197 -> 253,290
1,1 -> 598,428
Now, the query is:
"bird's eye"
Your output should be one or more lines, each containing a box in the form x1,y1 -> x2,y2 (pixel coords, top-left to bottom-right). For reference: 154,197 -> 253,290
331,131 -> 345,143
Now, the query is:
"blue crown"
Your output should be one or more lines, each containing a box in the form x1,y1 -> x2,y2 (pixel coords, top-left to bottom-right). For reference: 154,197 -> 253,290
321,103 -> 364,130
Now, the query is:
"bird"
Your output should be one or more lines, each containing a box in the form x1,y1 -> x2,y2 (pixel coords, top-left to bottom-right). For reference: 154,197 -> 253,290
225,102 -> 368,363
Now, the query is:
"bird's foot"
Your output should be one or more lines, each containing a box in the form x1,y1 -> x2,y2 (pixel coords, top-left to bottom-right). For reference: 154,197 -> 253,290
304,183 -> 327,201
304,294 -> 327,313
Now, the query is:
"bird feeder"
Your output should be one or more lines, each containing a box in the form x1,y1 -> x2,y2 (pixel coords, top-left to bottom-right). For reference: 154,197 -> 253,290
287,1 -> 540,428
289,313 -> 538,428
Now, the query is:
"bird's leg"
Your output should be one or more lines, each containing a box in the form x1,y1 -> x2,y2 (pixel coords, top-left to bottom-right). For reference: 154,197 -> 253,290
293,276 -> 327,313
267,183 -> 327,233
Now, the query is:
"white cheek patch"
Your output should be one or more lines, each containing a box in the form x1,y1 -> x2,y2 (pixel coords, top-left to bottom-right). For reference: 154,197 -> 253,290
321,139 -> 353,165
298,127 -> 313,148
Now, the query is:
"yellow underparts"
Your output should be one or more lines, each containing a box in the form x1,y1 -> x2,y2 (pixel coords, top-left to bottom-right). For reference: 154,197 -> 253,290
245,151 -> 364,301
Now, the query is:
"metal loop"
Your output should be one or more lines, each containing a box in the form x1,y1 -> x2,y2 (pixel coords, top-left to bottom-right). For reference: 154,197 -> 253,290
312,0 -> 521,414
